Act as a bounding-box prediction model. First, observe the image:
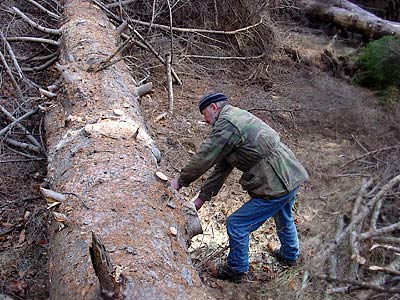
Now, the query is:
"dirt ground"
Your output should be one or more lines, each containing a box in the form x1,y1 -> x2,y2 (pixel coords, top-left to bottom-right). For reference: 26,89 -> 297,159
1,7 -> 400,300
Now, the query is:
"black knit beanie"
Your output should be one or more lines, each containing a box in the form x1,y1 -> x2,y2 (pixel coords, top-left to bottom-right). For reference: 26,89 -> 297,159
198,93 -> 228,112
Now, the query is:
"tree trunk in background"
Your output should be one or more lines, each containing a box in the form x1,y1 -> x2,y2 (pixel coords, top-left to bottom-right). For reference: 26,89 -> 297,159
46,1 -> 208,299
297,0 -> 400,39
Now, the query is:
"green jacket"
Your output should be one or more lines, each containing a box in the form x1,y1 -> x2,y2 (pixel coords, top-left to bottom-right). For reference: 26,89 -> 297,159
178,105 -> 309,200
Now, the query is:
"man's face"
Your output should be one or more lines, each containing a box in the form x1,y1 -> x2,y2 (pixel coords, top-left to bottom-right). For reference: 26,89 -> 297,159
201,103 -> 218,126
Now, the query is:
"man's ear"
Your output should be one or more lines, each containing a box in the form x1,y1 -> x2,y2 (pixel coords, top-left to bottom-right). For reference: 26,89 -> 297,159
210,103 -> 218,112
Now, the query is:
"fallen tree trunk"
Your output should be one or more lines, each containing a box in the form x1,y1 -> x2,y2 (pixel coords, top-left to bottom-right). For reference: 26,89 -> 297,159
46,1 -> 207,299
297,0 -> 400,39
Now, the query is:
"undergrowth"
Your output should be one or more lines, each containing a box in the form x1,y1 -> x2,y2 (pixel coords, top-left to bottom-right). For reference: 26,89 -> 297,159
353,36 -> 400,106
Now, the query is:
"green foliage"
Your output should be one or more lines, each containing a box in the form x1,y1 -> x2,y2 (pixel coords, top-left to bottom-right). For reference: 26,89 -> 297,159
378,85 -> 400,107
353,36 -> 400,89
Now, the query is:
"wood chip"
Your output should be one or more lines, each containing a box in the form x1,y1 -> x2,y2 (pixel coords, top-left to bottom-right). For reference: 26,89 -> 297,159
155,171 -> 168,181
170,226 -> 177,236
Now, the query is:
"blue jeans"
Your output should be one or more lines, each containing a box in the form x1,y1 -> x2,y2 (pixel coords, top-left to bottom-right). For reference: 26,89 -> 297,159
226,188 -> 299,273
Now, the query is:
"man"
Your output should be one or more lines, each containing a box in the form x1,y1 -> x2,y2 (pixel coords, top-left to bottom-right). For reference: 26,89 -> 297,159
171,92 -> 309,282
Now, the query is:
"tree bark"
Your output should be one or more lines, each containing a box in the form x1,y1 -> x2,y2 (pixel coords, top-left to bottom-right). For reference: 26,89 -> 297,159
297,0 -> 400,39
46,1 -> 208,299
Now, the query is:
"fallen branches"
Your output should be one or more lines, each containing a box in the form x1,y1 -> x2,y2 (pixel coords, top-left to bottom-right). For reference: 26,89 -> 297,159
0,107 -> 40,138
317,150 -> 400,299
26,0 -> 60,20
6,36 -> 59,46
12,7 -> 61,35
317,274 -> 400,294
127,16 -> 264,35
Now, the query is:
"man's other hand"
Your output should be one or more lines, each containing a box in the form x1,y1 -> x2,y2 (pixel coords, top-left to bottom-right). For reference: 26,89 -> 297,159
194,197 -> 206,211
170,178 -> 182,191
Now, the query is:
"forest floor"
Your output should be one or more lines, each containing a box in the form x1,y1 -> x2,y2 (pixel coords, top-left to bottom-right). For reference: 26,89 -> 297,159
1,22 -> 399,300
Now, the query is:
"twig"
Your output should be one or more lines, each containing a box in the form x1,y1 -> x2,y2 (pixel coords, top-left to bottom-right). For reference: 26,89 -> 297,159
359,222 -> 400,240
18,53 -> 57,62
369,265 -> 400,276
62,192 -> 90,209
0,31 -> 23,79
316,274 -> 400,293
26,0 -> 60,19
127,16 -> 264,35
12,7 -> 61,35
372,236 -> 400,244
6,36 -> 59,46
21,55 -> 58,72
0,197 -> 42,209
183,53 -> 265,60
356,256 -> 400,300
0,49 -> 23,98
2,137 -> 41,153
0,158 -> 46,164
93,0 -> 182,85
0,104 -> 43,150
195,244 -> 229,268
0,107 -> 40,138
94,33 -> 134,72
320,174 -> 400,259
165,53 -> 174,114
105,0 -> 136,8
370,243 -> 400,253
340,146 -> 400,169
349,178 -> 373,277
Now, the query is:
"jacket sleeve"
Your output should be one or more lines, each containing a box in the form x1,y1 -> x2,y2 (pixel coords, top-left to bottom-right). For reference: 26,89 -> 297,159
199,159 -> 234,200
178,118 -> 241,192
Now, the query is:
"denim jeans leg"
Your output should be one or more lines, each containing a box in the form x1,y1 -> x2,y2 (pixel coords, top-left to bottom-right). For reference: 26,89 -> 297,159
226,189 -> 298,273
273,195 -> 299,261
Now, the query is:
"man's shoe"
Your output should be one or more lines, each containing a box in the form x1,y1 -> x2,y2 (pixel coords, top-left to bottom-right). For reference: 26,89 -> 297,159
271,249 -> 297,267
209,264 -> 245,282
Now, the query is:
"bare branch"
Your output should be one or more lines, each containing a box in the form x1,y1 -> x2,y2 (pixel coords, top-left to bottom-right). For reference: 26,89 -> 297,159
165,53 -> 174,114
127,16 -> 264,35
340,146 -> 400,169
0,107 -> 40,138
2,137 -> 41,153
12,7 -> 61,35
0,31 -> 23,79
182,53 -> 265,60
0,49 -> 23,98
320,174 -> 400,258
94,0 -> 183,85
0,104 -> 43,150
6,36 -> 59,46
359,222 -> 400,240
105,0 -> 136,9
316,274 -> 400,293
21,54 -> 58,72
26,0 -> 61,20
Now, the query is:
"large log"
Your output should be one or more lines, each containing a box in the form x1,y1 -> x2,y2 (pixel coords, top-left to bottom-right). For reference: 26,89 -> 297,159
297,0 -> 400,39
45,1 -> 208,299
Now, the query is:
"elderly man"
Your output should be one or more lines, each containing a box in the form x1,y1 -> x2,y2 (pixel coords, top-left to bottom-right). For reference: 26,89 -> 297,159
171,92 -> 309,282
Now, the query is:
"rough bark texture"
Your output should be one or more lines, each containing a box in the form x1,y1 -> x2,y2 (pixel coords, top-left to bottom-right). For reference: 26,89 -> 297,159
298,0 -> 400,39
45,1 -> 209,299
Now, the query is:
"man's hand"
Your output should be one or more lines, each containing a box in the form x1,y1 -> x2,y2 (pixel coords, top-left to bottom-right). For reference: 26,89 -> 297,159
170,178 -> 182,191
194,197 -> 206,211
